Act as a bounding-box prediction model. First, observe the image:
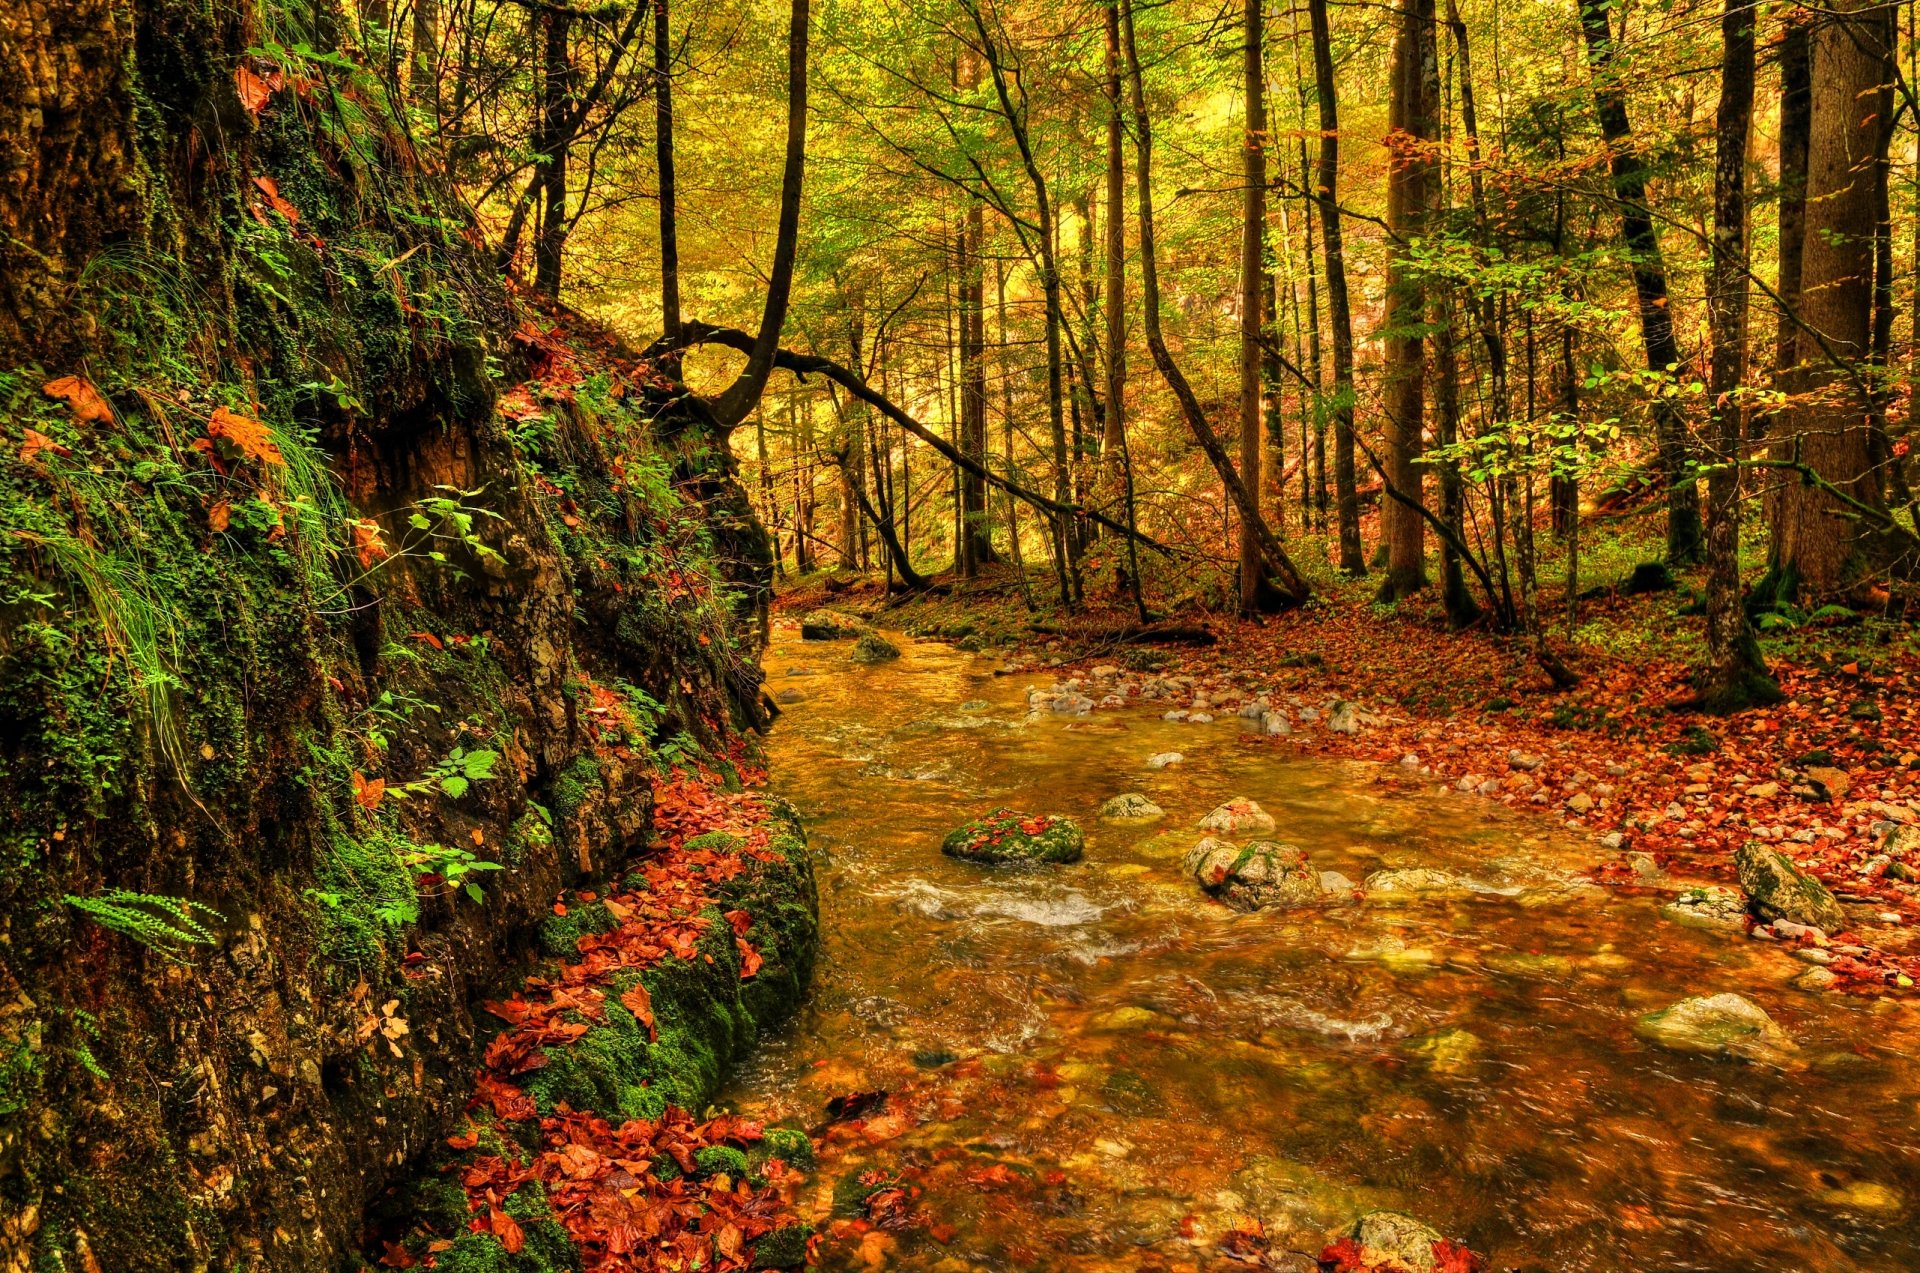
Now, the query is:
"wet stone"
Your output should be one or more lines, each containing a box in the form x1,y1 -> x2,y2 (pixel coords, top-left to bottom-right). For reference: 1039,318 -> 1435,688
1185,838 -> 1326,911
941,809 -> 1084,865
1633,992 -> 1796,1064
1099,793 -> 1166,823
1661,885 -> 1746,931
1342,1210 -> 1446,1273
850,631 -> 902,664
1735,841 -> 1846,931
1196,798 -> 1276,835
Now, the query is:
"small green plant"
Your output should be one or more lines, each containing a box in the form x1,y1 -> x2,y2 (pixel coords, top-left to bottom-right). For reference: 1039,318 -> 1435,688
426,745 -> 498,798
64,889 -> 222,960
399,842 -> 506,904
1665,725 -> 1722,757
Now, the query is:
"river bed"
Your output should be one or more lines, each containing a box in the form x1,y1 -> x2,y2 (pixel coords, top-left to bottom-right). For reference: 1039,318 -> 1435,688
727,626 -> 1920,1272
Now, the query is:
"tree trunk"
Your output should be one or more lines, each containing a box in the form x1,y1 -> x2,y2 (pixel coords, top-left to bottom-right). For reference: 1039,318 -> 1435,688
1379,0 -> 1436,602
1767,0 -> 1895,595
1698,0 -> 1778,708
1577,0 -> 1703,564
655,0 -> 682,357
960,198 -> 995,570
1120,0 -> 1310,604
534,9 -> 574,298
708,0 -> 810,429
1307,0 -> 1365,575
1103,0 -> 1129,501
413,0 -> 439,108
1240,0 -> 1282,612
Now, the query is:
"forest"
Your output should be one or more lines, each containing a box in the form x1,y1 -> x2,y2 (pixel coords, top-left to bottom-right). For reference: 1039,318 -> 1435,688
1,0 -> 1918,1267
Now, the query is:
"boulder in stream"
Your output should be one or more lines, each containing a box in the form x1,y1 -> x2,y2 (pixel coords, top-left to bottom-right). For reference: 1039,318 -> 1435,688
850,631 -> 902,664
1334,1210 -> 1448,1273
1196,798 -> 1276,835
1634,992 -> 1797,1064
941,809 -> 1084,865
1735,841 -> 1845,931
1146,751 -> 1184,770
1100,793 -> 1166,823
1185,838 -> 1325,910
800,608 -> 865,640
1661,885 -> 1746,931
1363,867 -> 1466,898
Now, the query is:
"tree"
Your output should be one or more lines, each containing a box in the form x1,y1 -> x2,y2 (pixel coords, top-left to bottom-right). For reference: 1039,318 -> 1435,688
1577,0 -> 1702,565
1120,0 -> 1309,605
1306,0 -> 1364,576
1696,0 -> 1778,709
1766,0 -> 1897,596
1378,0 -> 1436,603
1238,0 -> 1282,612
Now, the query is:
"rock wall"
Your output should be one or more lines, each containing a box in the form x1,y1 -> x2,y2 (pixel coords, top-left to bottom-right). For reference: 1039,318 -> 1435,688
0,4 -> 775,1269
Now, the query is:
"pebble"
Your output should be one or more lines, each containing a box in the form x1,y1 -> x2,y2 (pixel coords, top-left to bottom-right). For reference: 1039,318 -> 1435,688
1146,752 -> 1183,770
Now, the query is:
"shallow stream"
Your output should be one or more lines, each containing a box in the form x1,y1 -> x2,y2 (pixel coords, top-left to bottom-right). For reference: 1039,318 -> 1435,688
728,628 -> 1920,1272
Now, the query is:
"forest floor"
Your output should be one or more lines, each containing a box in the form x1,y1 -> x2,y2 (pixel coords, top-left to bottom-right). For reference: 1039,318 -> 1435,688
770,543 -> 1920,997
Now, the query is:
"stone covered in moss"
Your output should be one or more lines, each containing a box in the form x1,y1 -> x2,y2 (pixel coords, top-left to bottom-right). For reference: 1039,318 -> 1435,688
1184,838 -> 1325,910
941,809 -> 1084,865
1099,792 -> 1166,823
850,631 -> 901,663
799,608 -> 865,640
1735,841 -> 1845,931
1195,798 -> 1276,835
537,900 -> 618,957
1634,992 -> 1796,1064
751,1222 -> 814,1269
693,1144 -> 752,1178
758,1127 -> 815,1171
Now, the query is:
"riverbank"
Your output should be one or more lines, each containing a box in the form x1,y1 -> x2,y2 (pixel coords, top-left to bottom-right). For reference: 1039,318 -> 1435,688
368,766 -> 820,1271
772,567 -> 1920,995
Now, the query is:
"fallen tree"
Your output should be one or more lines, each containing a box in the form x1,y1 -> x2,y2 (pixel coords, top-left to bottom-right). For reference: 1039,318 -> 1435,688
648,320 -> 1182,564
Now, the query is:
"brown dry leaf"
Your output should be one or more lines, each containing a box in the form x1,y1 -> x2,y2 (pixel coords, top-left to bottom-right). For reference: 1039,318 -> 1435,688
235,65 -> 280,115
42,375 -> 113,425
352,771 -> 385,811
19,429 -> 70,465
208,499 -> 231,532
489,1206 -> 525,1255
470,828 -> 485,846
619,980 -> 657,1040
252,175 -> 300,225
351,518 -> 388,567
207,406 -> 286,467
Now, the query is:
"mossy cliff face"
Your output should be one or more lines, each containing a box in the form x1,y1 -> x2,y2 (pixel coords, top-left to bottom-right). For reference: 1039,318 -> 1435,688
0,4 -> 780,1270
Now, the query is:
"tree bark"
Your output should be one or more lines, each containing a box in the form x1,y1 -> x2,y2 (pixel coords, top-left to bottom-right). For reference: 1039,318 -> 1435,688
1767,0 -> 1895,595
1379,0 -> 1436,602
1103,0 -> 1129,500
1307,0 -> 1365,575
959,197 -> 996,569
1697,0 -> 1777,708
533,8 -> 574,298
1239,0 -> 1283,612
1577,0 -> 1703,564
654,0 -> 682,360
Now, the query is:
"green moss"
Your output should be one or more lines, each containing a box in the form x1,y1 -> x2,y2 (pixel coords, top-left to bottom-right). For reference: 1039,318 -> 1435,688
436,1232 -> 513,1273
550,755 -> 603,820
692,1144 -> 751,1178
751,1223 -> 813,1270
759,1127 -> 814,1171
520,996 -> 651,1117
537,901 -> 616,958
684,830 -> 741,853
940,809 -> 1084,865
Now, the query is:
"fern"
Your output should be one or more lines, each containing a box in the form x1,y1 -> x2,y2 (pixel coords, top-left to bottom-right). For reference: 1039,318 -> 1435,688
65,889 -> 222,960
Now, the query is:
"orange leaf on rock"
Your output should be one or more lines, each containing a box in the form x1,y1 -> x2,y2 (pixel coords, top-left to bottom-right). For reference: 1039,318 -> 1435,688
208,499 -> 231,532
410,630 -> 444,650
352,518 -> 389,567
489,1206 -> 525,1254
620,980 -> 657,1040
737,937 -> 763,979
203,406 -> 285,468
41,375 -> 114,425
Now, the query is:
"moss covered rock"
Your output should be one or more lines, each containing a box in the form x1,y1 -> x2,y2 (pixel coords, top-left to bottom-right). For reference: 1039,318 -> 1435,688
941,809 -> 1084,864
1734,842 -> 1845,931
850,631 -> 901,663
1184,838 -> 1325,910
1634,992 -> 1796,1064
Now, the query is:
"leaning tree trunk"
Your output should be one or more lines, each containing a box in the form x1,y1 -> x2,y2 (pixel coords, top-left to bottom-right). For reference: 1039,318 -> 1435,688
1578,0 -> 1702,564
1378,0 -> 1436,602
1698,0 -> 1779,708
1769,0 -> 1895,595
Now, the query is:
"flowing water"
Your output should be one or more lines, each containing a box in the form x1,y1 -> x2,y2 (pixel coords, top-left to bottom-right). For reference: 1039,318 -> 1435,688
728,629 -> 1920,1272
